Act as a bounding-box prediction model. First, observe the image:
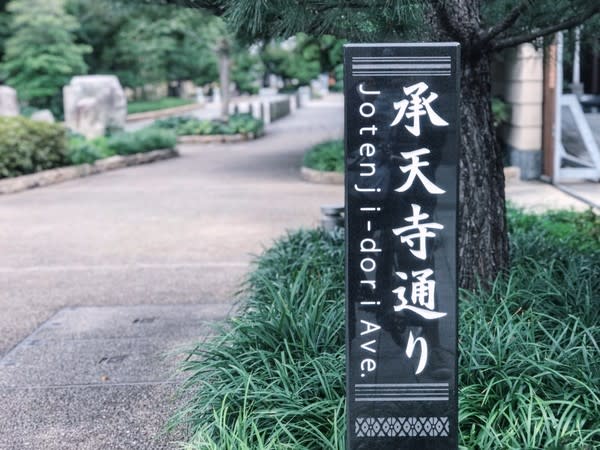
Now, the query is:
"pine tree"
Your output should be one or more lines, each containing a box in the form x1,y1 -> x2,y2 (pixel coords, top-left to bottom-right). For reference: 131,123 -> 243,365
134,0 -> 598,289
1,0 -> 90,114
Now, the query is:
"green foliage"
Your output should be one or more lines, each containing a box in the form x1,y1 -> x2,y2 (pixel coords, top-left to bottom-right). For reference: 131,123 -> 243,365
68,1 -> 222,89
151,113 -> 263,136
508,206 -> 600,254
0,0 -> 10,63
67,128 -> 175,164
172,228 -> 346,449
261,39 -> 320,87
226,113 -> 264,135
492,97 -> 510,129
127,97 -> 195,115
211,1 -> 425,44
303,139 -> 343,172
178,0 -> 598,51
67,134 -> 105,164
231,46 -> 263,95
174,208 -> 600,449
0,116 -> 68,178
151,116 -> 195,130
66,132 -> 115,164
330,64 -> 344,92
106,128 -> 176,155
1,0 -> 90,115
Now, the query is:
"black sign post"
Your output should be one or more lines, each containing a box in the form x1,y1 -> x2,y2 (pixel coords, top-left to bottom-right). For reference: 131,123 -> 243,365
345,43 -> 460,449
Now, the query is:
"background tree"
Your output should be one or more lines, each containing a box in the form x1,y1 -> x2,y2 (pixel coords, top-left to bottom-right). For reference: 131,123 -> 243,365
141,0 -> 600,289
231,43 -> 263,95
0,0 -> 10,64
1,0 -> 90,115
259,34 -> 345,88
68,1 -> 221,95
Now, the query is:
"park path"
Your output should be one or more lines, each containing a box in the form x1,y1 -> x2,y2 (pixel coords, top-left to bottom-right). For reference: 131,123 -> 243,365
0,95 -> 344,449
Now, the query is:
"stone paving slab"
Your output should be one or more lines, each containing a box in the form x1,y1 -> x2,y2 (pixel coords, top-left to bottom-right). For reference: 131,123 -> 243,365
29,304 -> 230,342
0,266 -> 246,358
0,384 -> 184,450
0,304 -> 229,449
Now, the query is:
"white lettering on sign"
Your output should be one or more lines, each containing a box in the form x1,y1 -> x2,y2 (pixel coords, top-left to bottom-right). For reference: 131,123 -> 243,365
354,83 -> 384,380
390,82 -> 448,137
392,204 -> 444,260
392,270 -> 447,320
396,148 -> 445,194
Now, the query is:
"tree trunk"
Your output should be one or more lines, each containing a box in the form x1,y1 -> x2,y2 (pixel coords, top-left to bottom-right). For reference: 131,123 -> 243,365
458,54 -> 509,289
217,40 -> 230,121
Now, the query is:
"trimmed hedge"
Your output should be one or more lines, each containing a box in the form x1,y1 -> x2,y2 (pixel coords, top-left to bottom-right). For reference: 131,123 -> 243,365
303,139 -> 344,173
174,208 -> 600,449
106,128 -> 177,155
151,113 -> 264,137
0,116 -> 68,179
127,97 -> 194,115
66,128 -> 177,165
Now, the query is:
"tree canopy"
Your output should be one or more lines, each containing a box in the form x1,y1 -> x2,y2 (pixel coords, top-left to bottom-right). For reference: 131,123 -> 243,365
1,0 -> 90,114
133,0 -> 600,288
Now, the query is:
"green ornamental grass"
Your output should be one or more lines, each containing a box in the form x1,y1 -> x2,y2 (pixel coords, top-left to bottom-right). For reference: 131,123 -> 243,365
303,139 -> 344,173
127,97 -> 195,115
0,116 -> 68,178
151,114 -> 264,137
173,208 -> 600,449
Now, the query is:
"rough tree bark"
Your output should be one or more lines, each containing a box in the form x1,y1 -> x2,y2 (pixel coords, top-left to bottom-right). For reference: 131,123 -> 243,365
217,38 -> 230,120
458,55 -> 508,289
426,0 -> 509,290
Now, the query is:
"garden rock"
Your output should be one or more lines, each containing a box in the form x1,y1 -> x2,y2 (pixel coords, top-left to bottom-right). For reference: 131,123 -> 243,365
63,75 -> 127,138
0,86 -> 19,117
31,109 -> 55,123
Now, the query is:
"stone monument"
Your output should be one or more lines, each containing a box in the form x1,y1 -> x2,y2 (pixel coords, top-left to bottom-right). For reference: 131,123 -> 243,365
63,75 -> 127,138
345,43 -> 460,449
0,86 -> 20,117
31,109 -> 55,123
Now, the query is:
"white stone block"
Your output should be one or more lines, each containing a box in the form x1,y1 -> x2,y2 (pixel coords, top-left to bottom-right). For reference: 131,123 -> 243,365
63,75 -> 127,138
31,109 -> 55,123
504,80 -> 544,104
503,125 -> 543,150
508,103 -> 543,128
0,86 -> 19,117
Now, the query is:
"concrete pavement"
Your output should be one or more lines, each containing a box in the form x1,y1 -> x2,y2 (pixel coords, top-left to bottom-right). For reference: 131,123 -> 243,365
0,92 -> 598,449
0,95 -> 344,449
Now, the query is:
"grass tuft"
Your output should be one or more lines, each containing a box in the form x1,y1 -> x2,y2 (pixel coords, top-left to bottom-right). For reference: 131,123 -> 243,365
303,140 -> 344,173
173,208 -> 600,449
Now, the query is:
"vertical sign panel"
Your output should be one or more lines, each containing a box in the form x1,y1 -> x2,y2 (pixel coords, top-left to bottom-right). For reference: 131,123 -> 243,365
345,43 -> 460,450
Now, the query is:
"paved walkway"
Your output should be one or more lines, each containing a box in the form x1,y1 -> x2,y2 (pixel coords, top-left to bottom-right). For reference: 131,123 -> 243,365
0,93 -> 598,449
0,95 -> 344,449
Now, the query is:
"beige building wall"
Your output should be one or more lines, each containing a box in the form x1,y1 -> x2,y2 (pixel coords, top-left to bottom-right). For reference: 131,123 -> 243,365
492,43 -> 544,179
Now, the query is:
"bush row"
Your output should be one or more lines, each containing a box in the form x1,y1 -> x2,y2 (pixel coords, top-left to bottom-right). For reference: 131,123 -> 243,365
303,139 -> 344,173
174,207 -> 600,449
68,128 -> 177,164
0,116 -> 177,178
0,117 -> 68,179
152,113 -> 264,137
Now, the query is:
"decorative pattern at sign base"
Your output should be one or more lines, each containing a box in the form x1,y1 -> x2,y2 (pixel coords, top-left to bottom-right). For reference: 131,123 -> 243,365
355,416 -> 449,438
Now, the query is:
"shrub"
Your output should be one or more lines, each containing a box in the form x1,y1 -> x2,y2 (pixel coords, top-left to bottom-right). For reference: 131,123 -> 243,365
151,113 -> 263,137
67,135 -> 104,165
107,128 -> 177,155
173,228 -> 345,448
127,97 -> 194,115
151,116 -> 196,130
175,208 -> 600,449
227,113 -> 264,135
0,116 -> 68,179
177,119 -> 227,136
66,132 -> 114,165
303,139 -> 344,172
